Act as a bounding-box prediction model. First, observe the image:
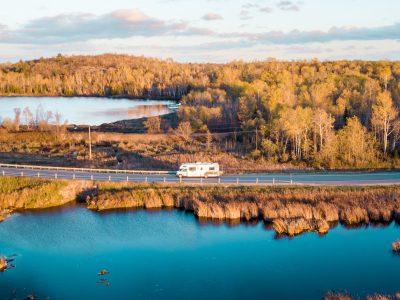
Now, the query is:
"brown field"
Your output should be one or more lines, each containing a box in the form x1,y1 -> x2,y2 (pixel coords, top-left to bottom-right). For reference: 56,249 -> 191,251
0,130 -> 304,173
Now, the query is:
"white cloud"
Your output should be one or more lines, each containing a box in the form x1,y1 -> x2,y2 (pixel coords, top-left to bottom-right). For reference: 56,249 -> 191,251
0,9 -> 215,45
220,23 -> 400,45
260,7 -> 273,13
242,3 -> 259,8
202,13 -> 223,21
277,1 -> 300,11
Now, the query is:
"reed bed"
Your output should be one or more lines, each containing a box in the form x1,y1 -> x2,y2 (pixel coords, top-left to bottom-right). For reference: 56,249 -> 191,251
0,255 -> 7,271
391,239 -> 400,253
324,291 -> 400,300
2,176 -> 400,236
89,183 -> 400,236
272,218 -> 329,236
324,291 -> 354,300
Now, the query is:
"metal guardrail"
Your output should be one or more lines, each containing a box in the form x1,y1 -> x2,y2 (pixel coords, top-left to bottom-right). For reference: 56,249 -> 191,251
0,167 -> 295,185
0,163 -> 176,175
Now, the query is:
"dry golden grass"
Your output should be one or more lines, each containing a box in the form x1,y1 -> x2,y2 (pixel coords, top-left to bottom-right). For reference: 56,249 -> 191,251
366,294 -> 400,300
88,183 -> 400,236
0,130 -> 306,171
324,291 -> 354,300
324,291 -> 400,300
90,132 -> 173,144
0,255 -> 7,271
272,218 -> 329,236
3,176 -> 400,236
391,239 -> 400,253
153,152 -> 303,173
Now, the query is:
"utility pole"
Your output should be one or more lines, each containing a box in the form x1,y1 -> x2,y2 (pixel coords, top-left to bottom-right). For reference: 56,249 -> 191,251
255,128 -> 258,151
89,125 -> 92,163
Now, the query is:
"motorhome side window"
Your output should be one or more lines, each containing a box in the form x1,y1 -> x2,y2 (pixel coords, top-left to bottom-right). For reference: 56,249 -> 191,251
189,167 -> 196,171
209,167 -> 215,170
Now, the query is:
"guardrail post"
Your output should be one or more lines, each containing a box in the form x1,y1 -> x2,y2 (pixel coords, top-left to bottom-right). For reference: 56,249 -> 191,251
55,173 -> 57,179
290,174 -> 292,185
127,176 -> 128,181
201,178 -> 202,184
73,174 -> 75,180
218,178 -> 220,184
237,178 -> 239,185
38,172 -> 40,178
180,177 -> 182,183
91,175 -> 93,180
109,175 -> 111,181
164,177 -> 166,183
145,177 -> 147,183
21,172 -> 23,177
256,178 -> 258,185
2,170 -> 4,176
273,178 -> 275,185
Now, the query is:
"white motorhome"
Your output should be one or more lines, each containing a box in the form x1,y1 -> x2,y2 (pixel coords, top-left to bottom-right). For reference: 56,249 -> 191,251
176,162 -> 220,178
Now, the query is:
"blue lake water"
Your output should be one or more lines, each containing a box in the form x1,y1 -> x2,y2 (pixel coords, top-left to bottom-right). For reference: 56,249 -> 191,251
0,204 -> 399,300
0,97 -> 174,126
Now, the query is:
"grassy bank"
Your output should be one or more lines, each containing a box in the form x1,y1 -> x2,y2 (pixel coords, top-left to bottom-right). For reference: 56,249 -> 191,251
2,177 -> 400,236
0,177 -> 93,212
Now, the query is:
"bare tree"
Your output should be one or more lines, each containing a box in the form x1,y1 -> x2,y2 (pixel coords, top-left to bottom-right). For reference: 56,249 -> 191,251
174,121 -> 192,141
53,110 -> 68,140
372,92 -> 399,154
143,116 -> 161,133
311,108 -> 334,153
13,108 -> 21,131
23,107 -> 33,129
379,67 -> 392,90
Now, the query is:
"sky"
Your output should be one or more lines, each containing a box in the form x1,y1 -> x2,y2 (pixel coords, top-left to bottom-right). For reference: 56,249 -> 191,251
0,0 -> 399,63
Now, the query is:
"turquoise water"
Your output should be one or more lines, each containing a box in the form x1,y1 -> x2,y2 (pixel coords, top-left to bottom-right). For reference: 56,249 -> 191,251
0,97 -> 174,126
0,204 -> 399,300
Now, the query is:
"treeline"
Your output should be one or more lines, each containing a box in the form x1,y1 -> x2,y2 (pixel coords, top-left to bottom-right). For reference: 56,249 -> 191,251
2,54 -> 400,168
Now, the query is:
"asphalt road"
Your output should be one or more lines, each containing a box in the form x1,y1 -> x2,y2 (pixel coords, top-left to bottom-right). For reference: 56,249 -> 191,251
1,166 -> 400,186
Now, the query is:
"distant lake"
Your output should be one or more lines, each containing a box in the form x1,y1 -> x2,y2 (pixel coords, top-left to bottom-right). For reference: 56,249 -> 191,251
0,97 -> 175,126
0,204 -> 400,300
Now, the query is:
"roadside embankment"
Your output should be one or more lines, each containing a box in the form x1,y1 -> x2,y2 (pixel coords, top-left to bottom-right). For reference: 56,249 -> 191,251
1,177 -> 400,236
0,177 -> 93,211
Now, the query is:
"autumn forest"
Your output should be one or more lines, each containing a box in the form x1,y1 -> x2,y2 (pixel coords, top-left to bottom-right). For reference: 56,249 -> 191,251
1,53 -> 400,170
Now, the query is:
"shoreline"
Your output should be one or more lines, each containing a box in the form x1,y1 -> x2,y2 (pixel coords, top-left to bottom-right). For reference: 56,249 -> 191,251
0,93 -> 181,101
1,176 -> 400,236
